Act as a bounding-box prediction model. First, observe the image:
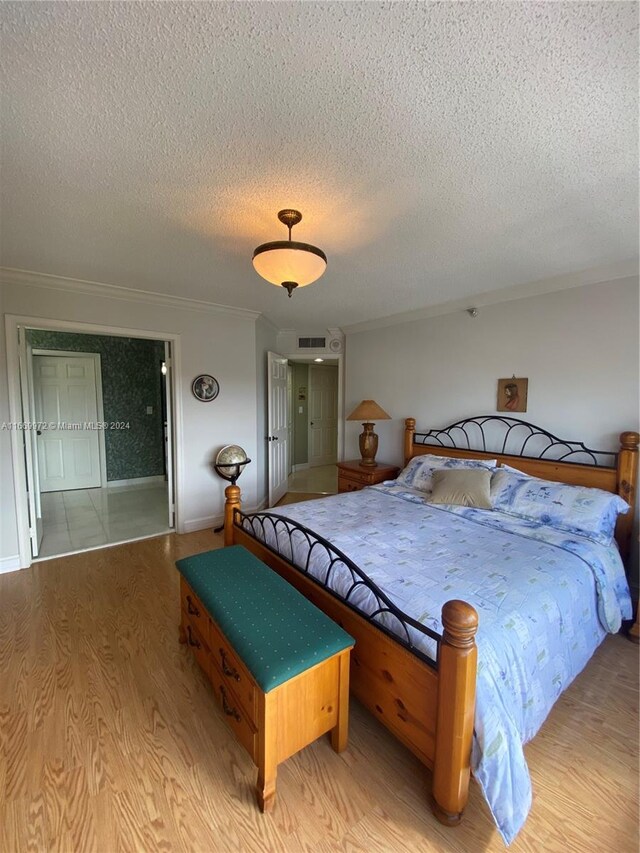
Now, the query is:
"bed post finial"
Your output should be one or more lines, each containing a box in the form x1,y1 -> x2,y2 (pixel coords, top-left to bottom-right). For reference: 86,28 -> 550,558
404,418 -> 416,464
223,484 -> 241,547
440,599 -> 478,648
432,600 -> 478,827
620,431 -> 640,451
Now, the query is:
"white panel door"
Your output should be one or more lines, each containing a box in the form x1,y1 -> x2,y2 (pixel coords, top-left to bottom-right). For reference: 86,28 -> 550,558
18,334 -> 44,556
164,341 -> 175,528
34,355 -> 102,492
267,351 -> 289,507
308,365 -> 338,467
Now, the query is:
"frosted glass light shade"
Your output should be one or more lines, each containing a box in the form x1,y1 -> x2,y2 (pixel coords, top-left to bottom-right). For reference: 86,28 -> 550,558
252,241 -> 327,288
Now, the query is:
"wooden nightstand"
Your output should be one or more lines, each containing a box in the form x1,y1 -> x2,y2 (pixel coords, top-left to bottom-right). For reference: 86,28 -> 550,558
337,460 -> 400,493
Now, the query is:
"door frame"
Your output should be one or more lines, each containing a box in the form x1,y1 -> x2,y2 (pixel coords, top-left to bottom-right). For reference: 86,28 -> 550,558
32,349 -> 108,489
267,351 -> 290,507
5,314 -> 184,570
284,353 -> 344,468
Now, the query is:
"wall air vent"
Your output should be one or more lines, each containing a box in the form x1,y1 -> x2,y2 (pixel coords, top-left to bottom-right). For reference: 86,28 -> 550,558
298,337 -> 326,348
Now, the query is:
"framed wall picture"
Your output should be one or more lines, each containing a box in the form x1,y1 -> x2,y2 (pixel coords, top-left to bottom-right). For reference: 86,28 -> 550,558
192,374 -> 220,402
497,377 -> 528,413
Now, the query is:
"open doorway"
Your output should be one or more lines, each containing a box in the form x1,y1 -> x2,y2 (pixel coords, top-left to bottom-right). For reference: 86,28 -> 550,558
266,352 -> 343,506
266,350 -> 343,507
19,327 -> 175,560
287,360 -> 339,496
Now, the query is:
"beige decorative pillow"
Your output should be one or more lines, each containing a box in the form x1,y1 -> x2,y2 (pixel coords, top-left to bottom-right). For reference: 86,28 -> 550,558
429,468 -> 493,509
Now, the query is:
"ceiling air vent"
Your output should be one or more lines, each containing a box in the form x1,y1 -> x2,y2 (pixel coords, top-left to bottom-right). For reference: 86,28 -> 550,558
298,337 -> 326,348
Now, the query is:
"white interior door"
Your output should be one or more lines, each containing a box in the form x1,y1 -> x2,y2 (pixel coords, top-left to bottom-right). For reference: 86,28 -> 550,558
164,341 -> 175,528
267,351 -> 289,506
308,365 -> 338,467
18,331 -> 43,556
33,355 -> 102,492
287,364 -> 294,476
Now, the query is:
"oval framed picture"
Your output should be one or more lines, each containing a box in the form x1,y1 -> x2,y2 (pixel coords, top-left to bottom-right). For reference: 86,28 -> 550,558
192,374 -> 220,402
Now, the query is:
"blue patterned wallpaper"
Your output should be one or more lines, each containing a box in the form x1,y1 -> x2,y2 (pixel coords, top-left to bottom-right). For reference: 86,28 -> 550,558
28,330 -> 166,481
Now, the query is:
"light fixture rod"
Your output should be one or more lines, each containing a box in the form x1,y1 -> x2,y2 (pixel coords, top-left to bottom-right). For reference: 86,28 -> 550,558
277,209 -> 302,241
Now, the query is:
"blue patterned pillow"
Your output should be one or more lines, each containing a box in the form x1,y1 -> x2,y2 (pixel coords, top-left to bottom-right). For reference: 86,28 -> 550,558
396,454 -> 497,494
491,469 -> 629,545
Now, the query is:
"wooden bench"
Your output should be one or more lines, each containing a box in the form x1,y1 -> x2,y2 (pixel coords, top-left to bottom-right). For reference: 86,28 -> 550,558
176,544 -> 355,811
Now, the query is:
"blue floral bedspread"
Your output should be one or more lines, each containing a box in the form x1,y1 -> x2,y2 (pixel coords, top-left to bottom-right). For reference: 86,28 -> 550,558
257,484 -> 631,844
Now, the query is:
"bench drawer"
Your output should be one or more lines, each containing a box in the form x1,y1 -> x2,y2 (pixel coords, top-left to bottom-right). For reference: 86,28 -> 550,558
180,579 -> 209,637
209,620 -> 257,720
184,621 -> 211,677
211,677 -> 256,761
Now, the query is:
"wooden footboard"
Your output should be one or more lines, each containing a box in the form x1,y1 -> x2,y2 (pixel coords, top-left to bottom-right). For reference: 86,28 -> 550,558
223,485 -> 478,825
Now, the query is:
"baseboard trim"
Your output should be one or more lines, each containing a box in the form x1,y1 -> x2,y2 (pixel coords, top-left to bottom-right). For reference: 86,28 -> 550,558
182,500 -> 267,534
0,555 -> 23,574
107,475 -> 166,488
292,463 -> 309,472
182,515 -> 222,534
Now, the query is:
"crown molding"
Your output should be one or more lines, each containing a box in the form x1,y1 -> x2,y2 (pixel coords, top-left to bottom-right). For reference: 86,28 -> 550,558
342,259 -> 640,334
256,313 -> 280,333
0,267 -> 261,322
327,326 -> 344,338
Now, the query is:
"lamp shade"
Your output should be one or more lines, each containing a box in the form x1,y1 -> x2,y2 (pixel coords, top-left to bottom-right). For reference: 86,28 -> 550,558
347,400 -> 391,421
252,242 -> 327,288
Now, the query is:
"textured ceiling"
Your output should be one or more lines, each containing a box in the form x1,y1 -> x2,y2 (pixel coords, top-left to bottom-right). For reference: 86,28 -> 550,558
1,2 -> 637,329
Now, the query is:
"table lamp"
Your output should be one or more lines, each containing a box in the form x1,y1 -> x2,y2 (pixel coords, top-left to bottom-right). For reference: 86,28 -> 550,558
346,400 -> 391,467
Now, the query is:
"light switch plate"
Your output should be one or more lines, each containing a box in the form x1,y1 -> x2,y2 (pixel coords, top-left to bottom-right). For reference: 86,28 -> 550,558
146,406 -> 153,414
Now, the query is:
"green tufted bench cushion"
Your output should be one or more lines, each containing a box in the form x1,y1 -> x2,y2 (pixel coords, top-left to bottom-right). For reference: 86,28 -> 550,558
176,545 -> 354,693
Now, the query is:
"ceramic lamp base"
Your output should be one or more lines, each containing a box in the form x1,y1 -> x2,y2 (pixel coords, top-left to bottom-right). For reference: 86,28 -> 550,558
359,423 -> 378,467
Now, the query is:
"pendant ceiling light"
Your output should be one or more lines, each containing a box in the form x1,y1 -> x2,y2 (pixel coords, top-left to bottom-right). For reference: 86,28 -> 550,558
252,209 -> 327,297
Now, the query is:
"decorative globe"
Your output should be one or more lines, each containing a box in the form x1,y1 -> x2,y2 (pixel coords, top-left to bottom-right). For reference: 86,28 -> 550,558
216,445 -> 248,468
214,445 -> 251,485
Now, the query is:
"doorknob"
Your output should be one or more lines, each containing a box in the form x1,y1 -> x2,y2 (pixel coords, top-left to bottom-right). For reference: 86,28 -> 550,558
273,436 -> 279,441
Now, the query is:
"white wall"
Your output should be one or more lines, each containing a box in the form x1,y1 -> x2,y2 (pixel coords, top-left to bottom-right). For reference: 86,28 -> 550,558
345,277 -> 640,579
1,279 -> 259,565
255,316 -> 278,507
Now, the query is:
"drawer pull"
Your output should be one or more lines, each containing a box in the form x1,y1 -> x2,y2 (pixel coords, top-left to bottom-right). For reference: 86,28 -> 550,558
220,685 -> 241,721
186,595 -> 200,616
187,626 -> 201,649
219,648 -> 240,681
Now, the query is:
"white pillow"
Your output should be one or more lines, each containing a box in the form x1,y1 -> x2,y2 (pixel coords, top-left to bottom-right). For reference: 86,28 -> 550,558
396,454 -> 497,494
499,462 -> 533,477
491,469 -> 629,545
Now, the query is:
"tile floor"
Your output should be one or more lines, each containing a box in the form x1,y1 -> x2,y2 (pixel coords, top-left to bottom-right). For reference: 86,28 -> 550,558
38,482 -> 170,559
287,463 -> 338,494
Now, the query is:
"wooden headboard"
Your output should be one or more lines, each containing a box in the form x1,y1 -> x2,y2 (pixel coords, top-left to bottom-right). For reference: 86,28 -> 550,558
404,416 -> 639,561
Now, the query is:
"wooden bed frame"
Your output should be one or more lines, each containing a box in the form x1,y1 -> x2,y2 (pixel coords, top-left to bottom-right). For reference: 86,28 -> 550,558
223,416 -> 639,828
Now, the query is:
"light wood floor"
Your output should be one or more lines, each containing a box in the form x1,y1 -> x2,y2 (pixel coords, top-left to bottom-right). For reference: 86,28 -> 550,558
1,529 -> 638,852
276,492 -> 328,507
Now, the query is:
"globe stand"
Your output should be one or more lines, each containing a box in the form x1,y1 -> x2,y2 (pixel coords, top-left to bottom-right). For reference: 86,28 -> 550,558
214,459 -> 251,487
